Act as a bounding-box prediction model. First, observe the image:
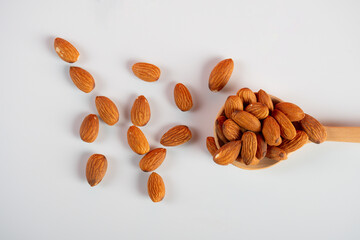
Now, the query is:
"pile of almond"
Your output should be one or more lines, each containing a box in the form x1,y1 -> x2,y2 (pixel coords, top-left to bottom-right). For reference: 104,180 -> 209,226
206,59 -> 327,166
54,37 -> 194,203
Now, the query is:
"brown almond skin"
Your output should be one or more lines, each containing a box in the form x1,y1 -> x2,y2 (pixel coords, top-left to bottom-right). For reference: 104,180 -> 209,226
80,114 -> 99,143
215,116 -> 228,144
257,89 -> 274,111
86,154 -> 107,187
224,95 -> 243,119
241,132 -> 257,165
147,172 -> 165,202
255,133 -> 267,161
275,102 -> 305,122
213,140 -> 242,165
222,119 -> 242,141
131,95 -> 151,127
300,114 -> 327,144
54,37 -> 79,63
266,146 -> 287,161
69,67 -> 95,93
127,126 -> 150,155
95,96 -> 119,126
262,116 -> 282,146
237,88 -> 257,105
132,62 -> 161,82
160,125 -> 192,146
272,109 -> 296,140
245,102 -> 269,120
279,130 -> 308,153
231,110 -> 262,132
208,59 -> 234,92
206,137 -> 218,156
139,148 -> 166,172
174,83 -> 193,111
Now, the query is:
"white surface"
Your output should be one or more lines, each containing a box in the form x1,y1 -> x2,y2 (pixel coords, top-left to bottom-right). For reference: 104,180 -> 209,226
1,0 -> 360,239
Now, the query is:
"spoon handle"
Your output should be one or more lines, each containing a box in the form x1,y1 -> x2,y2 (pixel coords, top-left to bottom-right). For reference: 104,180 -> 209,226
325,126 -> 360,143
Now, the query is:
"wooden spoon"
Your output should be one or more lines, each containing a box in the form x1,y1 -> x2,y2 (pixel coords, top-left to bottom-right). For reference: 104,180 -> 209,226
214,95 -> 360,170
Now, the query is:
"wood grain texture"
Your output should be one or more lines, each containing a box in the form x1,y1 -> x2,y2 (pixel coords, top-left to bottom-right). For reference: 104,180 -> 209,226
325,126 -> 360,143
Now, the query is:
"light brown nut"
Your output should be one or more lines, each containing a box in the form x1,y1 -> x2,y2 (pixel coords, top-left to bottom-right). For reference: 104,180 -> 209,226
80,114 -> 99,143
215,116 -> 228,145
257,89 -> 274,111
174,83 -> 193,111
131,95 -> 151,127
127,125 -> 150,155
139,148 -> 166,172
54,37 -> 79,63
132,62 -> 161,82
300,114 -> 327,144
160,125 -> 192,146
95,96 -> 119,126
266,146 -> 287,161
245,102 -> 269,120
241,132 -> 257,165
208,59 -> 234,92
206,137 -> 218,156
222,119 -> 242,141
279,130 -> 309,153
231,110 -> 262,132
147,172 -> 165,202
272,109 -> 296,140
262,116 -> 282,146
224,95 -> 243,119
86,154 -> 107,187
213,140 -> 242,165
275,102 -> 305,122
237,88 -> 257,105
69,67 -> 95,93
255,133 -> 267,161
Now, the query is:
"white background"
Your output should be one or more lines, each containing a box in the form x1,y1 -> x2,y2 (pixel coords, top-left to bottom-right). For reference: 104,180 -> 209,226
1,0 -> 360,239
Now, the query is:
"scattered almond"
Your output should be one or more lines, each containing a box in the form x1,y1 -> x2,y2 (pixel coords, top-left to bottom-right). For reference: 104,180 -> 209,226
213,140 -> 242,165
266,146 -> 287,161
174,83 -> 193,111
241,132 -> 257,165
147,172 -> 165,202
54,37 -> 79,63
245,102 -> 269,120
86,154 -> 107,187
127,125 -> 150,155
208,58 -> 234,92
272,109 -> 296,140
95,96 -> 119,126
231,110 -> 262,132
131,95 -> 151,127
257,89 -> 274,111
224,95 -> 243,119
222,119 -> 242,141
206,137 -> 218,156
300,114 -> 327,144
160,125 -> 192,146
262,116 -> 282,146
132,62 -> 161,82
275,102 -> 305,122
255,133 -> 267,161
69,67 -> 95,93
279,130 -> 308,153
215,116 -> 229,144
139,148 -> 166,172
237,88 -> 257,105
80,114 -> 99,143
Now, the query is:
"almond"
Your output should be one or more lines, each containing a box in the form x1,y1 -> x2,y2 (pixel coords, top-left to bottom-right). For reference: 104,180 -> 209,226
206,136 -> 218,156
86,154 -> 107,187
95,96 -> 119,126
272,109 -> 296,140
238,156 -> 260,166
245,102 -> 269,120
208,58 -> 234,92
127,125 -> 150,155
174,83 -> 193,111
54,38 -> 79,63
132,62 -> 160,82
275,102 -> 305,122
69,67 -> 95,93
262,116 -> 282,146
80,114 -> 99,143
231,110 -> 261,132
300,114 -> 327,144
222,119 -> 242,141
215,116 -> 229,144
139,148 -> 166,172
224,95 -> 243,119
147,172 -> 165,202
257,89 -> 274,111
279,130 -> 308,153
160,125 -> 192,146
266,146 -> 287,161
131,95 -> 151,127
237,88 -> 257,105
213,140 -> 242,165
241,132 -> 257,165
255,133 -> 267,161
